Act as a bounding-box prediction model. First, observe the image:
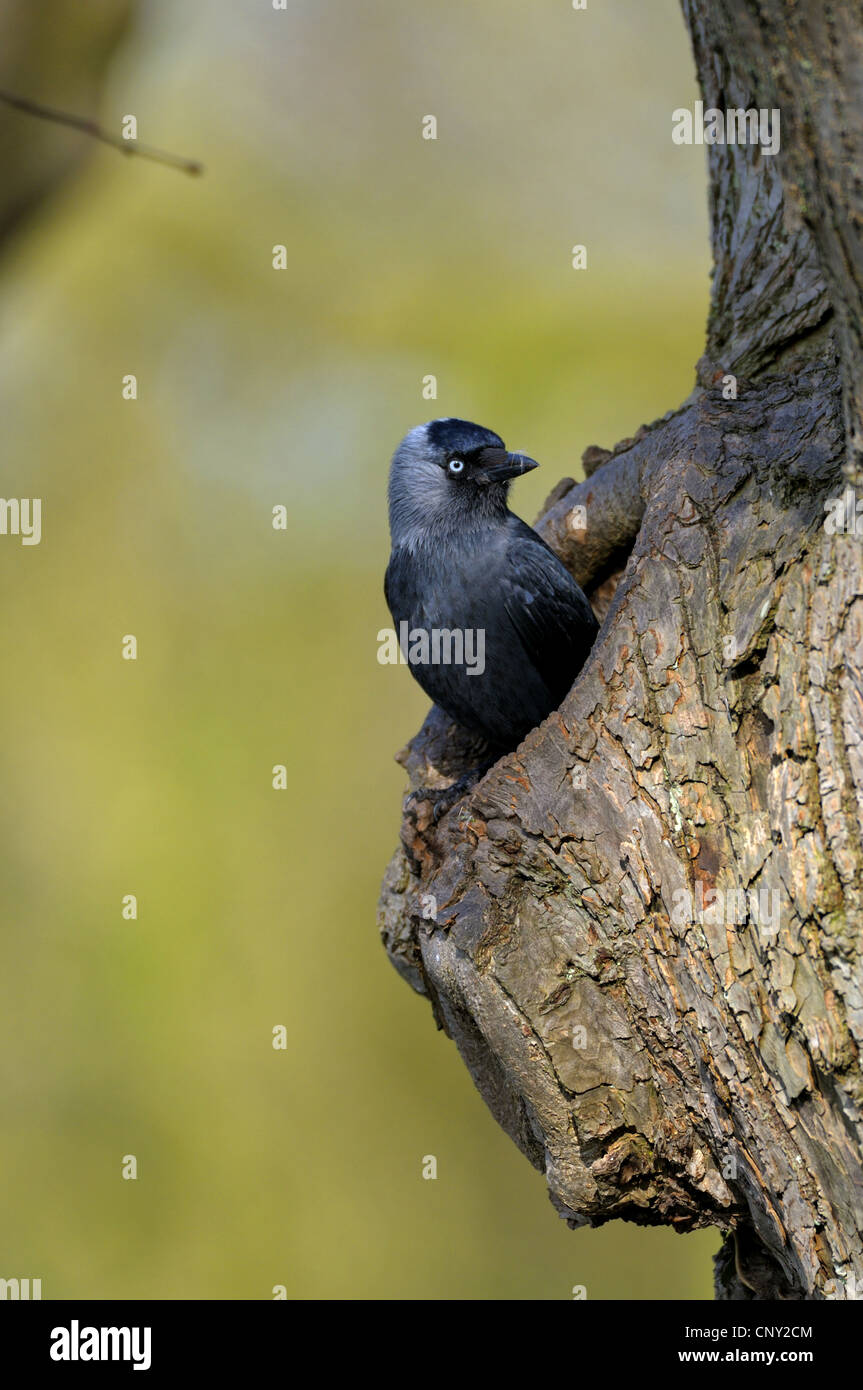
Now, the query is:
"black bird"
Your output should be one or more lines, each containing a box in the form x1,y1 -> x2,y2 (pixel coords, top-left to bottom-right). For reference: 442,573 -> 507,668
384,418 -> 598,755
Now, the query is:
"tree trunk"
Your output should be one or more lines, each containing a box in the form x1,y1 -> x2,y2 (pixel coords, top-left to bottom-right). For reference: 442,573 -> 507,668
378,0 -> 863,1300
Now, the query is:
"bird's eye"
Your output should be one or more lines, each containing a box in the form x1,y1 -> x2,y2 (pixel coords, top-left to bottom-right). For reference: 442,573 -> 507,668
448,458 -> 465,475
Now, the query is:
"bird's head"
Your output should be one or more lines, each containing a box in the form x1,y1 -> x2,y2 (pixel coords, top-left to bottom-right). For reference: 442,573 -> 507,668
388,418 -> 538,547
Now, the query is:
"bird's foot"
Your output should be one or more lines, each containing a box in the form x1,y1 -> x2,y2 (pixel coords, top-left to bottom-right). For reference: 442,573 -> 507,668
404,765 -> 491,825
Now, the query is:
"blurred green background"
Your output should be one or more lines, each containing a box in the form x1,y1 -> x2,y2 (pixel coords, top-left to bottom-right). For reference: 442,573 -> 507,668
0,0 -> 717,1298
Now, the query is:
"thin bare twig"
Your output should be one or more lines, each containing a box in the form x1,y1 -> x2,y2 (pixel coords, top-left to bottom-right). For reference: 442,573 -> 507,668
0,90 -> 204,176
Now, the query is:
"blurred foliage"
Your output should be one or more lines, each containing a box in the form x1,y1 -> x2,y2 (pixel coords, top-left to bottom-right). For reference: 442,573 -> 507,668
0,0 -> 718,1297
0,0 -> 134,238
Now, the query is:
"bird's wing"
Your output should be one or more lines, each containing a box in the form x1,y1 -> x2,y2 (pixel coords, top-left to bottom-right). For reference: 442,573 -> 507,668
384,551 -> 406,619
383,559 -> 393,613
500,519 -> 598,699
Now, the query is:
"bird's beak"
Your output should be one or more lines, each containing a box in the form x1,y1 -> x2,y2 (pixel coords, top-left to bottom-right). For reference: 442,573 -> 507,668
476,448 -> 540,483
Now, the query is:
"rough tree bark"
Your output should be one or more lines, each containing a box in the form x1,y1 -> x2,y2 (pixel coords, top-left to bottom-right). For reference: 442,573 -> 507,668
378,0 -> 863,1299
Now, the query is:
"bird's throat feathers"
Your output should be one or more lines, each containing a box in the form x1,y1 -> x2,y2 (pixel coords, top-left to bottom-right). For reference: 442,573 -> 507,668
388,430 -> 511,553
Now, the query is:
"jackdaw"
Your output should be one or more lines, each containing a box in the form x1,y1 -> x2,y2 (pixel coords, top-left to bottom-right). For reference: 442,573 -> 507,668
384,418 -> 598,758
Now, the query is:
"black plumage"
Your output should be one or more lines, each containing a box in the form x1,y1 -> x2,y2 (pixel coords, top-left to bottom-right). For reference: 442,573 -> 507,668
384,418 -> 598,753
